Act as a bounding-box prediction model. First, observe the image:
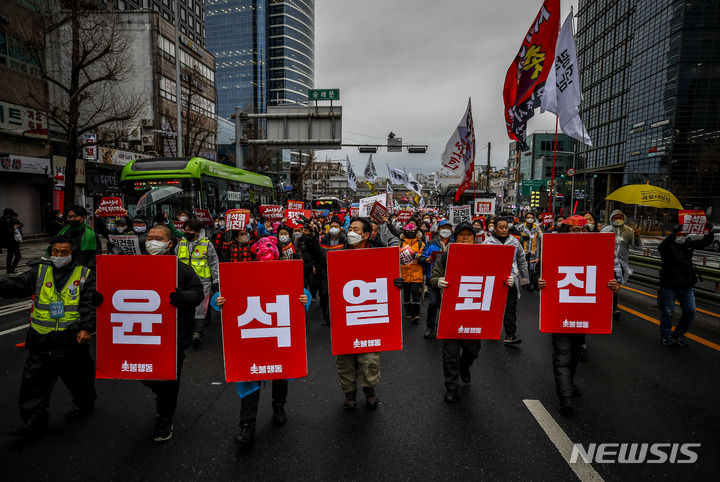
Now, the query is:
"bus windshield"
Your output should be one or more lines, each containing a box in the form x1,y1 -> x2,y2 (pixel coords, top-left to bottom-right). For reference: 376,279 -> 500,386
122,178 -> 200,219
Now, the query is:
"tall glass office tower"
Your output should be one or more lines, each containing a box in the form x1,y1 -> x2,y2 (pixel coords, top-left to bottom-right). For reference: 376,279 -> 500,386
576,0 -> 720,213
206,0 -> 314,120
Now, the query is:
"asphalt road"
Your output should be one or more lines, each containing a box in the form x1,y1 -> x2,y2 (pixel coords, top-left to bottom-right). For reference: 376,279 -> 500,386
1,274 -> 719,481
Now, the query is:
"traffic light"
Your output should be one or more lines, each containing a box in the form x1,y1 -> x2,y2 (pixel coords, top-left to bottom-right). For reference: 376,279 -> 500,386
530,190 -> 540,208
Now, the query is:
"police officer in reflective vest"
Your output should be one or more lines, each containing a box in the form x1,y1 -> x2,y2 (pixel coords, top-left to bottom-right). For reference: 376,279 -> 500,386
176,219 -> 219,345
0,235 -> 98,439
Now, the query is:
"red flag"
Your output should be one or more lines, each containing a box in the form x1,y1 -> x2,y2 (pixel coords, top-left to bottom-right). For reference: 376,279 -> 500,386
96,255 -> 178,380
437,244 -> 515,339
219,260 -> 307,381
539,233 -> 615,334
454,160 -> 474,201
327,247 -> 403,355
503,0 -> 560,150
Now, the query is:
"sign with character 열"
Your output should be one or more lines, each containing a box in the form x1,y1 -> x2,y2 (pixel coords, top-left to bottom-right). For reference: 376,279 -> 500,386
678,210 -> 709,236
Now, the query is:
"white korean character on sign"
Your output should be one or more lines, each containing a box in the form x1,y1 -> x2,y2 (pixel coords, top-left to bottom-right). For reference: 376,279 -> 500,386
455,276 -> 495,311
237,295 -> 292,347
557,266 -> 597,303
343,278 -> 389,326
111,290 -> 163,344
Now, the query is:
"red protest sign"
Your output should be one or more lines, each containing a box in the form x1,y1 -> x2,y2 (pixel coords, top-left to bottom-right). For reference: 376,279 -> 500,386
397,210 -> 413,223
540,233 -> 615,334
225,208 -> 250,231
219,260 -> 307,382
369,201 -> 388,223
260,205 -> 284,221
541,212 -> 555,225
96,197 -> 124,217
327,247 -> 403,355
679,210 -> 708,235
287,200 -> 305,210
285,209 -> 312,228
473,199 -> 496,215
96,255 -> 178,380
281,242 -> 296,259
436,244 -> 514,340
349,207 -> 359,217
474,232 -> 486,244
173,220 -> 185,231
194,208 -> 214,226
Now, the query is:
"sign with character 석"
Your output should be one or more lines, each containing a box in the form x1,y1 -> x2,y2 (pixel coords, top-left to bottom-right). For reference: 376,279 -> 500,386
225,209 -> 250,231
219,260 -> 307,381
539,233 -> 615,334
327,247 -> 403,355
678,210 -> 709,236
436,244 -> 515,339
95,255 -> 178,380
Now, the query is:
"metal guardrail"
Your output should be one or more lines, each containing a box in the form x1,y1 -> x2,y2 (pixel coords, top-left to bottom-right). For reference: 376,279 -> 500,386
629,254 -> 720,285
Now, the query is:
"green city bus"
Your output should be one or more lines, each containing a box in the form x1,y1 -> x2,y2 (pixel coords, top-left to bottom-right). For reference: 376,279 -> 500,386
120,157 -> 274,218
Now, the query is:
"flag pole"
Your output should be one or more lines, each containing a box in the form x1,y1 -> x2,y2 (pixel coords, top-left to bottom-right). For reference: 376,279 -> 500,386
549,116 -> 559,214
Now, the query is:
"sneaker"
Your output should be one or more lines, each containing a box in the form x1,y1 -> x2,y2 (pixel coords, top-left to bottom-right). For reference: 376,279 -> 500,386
192,332 -> 202,346
154,417 -> 173,443
423,330 -> 436,339
343,390 -> 357,410
673,333 -> 689,347
363,387 -> 378,409
661,335 -> 674,346
444,389 -> 458,403
65,404 -> 94,422
613,309 -> 622,319
504,334 -> 522,345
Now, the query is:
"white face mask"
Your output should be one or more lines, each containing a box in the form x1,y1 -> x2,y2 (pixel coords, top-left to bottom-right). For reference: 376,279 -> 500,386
179,216 -> 188,222
508,223 -> 514,229
329,227 -> 340,236
51,255 -> 73,268
116,226 -> 127,234
293,231 -> 303,239
346,231 -> 363,245
438,229 -> 452,239
279,235 -> 291,244
675,236 -> 687,244
134,225 -> 147,233
613,219 -> 624,227
489,226 -> 495,231
586,223 -> 595,231
237,235 -> 249,244
146,240 -> 170,255
526,219 -> 535,225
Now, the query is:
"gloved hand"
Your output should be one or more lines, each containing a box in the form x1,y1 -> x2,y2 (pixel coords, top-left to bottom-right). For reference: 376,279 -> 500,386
438,277 -> 449,288
92,292 -> 104,306
211,283 -> 219,293
505,276 -> 515,287
155,211 -> 166,224
393,277 -> 404,288
169,288 -> 184,307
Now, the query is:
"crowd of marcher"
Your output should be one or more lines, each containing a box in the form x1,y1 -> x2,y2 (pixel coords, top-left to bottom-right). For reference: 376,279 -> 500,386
0,203 -> 713,449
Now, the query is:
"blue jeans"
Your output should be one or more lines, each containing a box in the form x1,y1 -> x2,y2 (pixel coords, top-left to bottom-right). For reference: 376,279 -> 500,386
658,287 -> 695,337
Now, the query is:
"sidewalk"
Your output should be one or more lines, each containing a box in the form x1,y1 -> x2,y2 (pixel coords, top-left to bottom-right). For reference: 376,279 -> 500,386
0,238 -> 52,274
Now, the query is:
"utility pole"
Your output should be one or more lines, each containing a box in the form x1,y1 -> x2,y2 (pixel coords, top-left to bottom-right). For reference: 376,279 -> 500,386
234,107 -> 243,169
174,0 -> 183,157
486,142 -> 491,193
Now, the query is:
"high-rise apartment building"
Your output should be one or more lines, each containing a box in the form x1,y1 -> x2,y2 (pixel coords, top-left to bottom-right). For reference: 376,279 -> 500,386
205,0 -> 314,120
576,0 -> 720,215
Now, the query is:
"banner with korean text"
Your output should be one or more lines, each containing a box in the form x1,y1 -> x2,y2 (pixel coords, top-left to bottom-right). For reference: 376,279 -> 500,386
225,208 -> 250,231
327,247 -> 403,355
220,260 -> 307,381
259,205 -> 284,221
96,255 -> 178,380
285,209 -> 312,228
436,244 -> 514,339
539,233 -> 615,333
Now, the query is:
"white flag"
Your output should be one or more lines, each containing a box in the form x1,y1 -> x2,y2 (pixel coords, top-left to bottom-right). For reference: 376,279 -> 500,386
364,154 -> 377,182
440,98 -> 475,176
541,11 -> 592,146
346,156 -> 357,192
386,181 -> 393,194
433,172 -> 440,190
407,178 -> 422,195
387,164 -> 408,186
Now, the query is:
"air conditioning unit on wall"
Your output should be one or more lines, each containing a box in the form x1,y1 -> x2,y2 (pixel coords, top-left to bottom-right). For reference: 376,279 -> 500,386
141,119 -> 154,127
141,135 -> 155,146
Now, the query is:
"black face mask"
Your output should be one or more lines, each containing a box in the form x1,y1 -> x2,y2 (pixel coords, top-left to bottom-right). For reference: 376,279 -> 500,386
68,220 -> 83,229
185,232 -> 197,241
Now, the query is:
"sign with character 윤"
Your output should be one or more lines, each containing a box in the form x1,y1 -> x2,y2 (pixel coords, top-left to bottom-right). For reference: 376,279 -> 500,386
95,255 -> 178,380
219,260 -> 307,382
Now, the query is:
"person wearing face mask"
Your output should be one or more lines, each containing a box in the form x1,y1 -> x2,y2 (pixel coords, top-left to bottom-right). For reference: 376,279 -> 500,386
52,205 -> 102,270
0,235 -> 98,440
304,217 -> 403,410
418,219 -> 453,338
656,221 -> 713,347
601,209 -> 643,318
399,223 -> 425,323
372,216 -> 400,247
48,209 -> 64,236
176,219 -> 220,346
321,216 -> 346,247
101,224 -> 203,442
517,213 -> 542,291
220,227 -> 257,263
483,218 -> 529,345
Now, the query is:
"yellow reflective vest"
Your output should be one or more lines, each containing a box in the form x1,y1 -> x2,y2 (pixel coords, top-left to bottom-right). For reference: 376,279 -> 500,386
178,238 -> 212,279
31,264 -> 91,335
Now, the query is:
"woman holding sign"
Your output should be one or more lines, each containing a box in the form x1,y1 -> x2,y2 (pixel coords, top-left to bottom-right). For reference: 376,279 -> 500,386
537,216 -> 621,416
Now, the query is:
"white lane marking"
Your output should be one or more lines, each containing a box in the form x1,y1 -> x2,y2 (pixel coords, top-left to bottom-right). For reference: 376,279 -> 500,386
0,301 -> 31,317
523,399 -> 604,482
0,324 -> 28,337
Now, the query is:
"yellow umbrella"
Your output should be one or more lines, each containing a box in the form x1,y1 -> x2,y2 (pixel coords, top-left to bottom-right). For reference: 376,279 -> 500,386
605,182 -> 683,209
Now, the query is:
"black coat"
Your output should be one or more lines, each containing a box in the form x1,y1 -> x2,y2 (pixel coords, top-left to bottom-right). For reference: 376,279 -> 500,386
175,261 -> 205,350
658,232 -> 713,289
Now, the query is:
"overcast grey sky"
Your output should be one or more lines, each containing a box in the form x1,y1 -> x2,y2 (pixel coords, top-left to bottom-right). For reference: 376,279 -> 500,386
314,0 -> 578,179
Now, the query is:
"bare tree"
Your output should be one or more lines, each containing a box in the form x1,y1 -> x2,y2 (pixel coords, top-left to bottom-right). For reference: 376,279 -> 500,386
12,0 -> 144,211
290,149 -> 317,201
159,65 -> 216,159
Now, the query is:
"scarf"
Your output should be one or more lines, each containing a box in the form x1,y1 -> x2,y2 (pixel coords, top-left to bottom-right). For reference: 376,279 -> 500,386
58,223 -> 98,252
